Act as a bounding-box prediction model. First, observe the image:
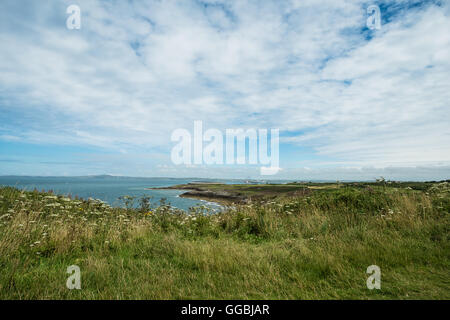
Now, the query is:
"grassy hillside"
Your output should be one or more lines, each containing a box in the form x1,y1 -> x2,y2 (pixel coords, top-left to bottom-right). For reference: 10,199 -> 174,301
0,182 -> 449,299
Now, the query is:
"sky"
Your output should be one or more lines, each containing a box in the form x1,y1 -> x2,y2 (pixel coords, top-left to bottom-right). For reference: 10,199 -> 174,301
0,0 -> 449,180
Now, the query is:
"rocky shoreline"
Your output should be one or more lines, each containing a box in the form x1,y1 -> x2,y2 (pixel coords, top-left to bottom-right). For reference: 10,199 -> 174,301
148,184 -> 243,205
177,189 -> 243,204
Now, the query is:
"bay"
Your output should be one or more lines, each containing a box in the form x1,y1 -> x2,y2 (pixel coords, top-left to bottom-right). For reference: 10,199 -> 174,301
0,175 -> 232,212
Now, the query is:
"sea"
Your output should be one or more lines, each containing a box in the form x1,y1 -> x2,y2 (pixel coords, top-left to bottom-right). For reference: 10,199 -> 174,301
0,175 -> 269,212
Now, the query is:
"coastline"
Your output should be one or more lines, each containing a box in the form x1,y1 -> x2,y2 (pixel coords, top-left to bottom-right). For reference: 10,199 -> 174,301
148,180 -> 448,206
148,184 -> 241,206
147,182 -> 312,205
177,190 -> 240,206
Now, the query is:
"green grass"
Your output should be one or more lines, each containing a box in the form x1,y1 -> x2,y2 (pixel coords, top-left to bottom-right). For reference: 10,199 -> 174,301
0,182 -> 449,299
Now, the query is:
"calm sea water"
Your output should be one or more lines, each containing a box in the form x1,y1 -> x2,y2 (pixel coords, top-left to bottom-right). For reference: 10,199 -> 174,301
0,176 -> 239,212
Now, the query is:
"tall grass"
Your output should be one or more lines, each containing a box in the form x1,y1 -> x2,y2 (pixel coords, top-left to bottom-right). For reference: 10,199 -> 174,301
0,183 -> 448,299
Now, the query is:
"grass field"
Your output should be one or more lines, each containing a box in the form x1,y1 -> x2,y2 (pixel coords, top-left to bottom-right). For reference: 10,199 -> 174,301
0,181 -> 449,299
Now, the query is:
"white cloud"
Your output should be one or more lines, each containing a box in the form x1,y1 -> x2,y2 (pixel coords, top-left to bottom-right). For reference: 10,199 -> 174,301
0,0 -> 449,177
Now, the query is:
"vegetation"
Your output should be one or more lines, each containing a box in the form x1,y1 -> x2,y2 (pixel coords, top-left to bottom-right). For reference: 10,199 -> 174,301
155,180 -> 448,204
0,181 -> 449,299
154,182 -> 314,204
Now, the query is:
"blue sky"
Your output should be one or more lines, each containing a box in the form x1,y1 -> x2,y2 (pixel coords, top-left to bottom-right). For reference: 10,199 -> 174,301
0,0 -> 449,180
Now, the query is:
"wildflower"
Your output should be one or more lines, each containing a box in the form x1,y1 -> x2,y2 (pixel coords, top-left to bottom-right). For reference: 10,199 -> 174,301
145,211 -> 153,216
45,203 -> 61,208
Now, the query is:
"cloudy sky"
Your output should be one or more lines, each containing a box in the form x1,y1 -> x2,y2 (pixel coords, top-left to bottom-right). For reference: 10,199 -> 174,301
0,0 -> 449,180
